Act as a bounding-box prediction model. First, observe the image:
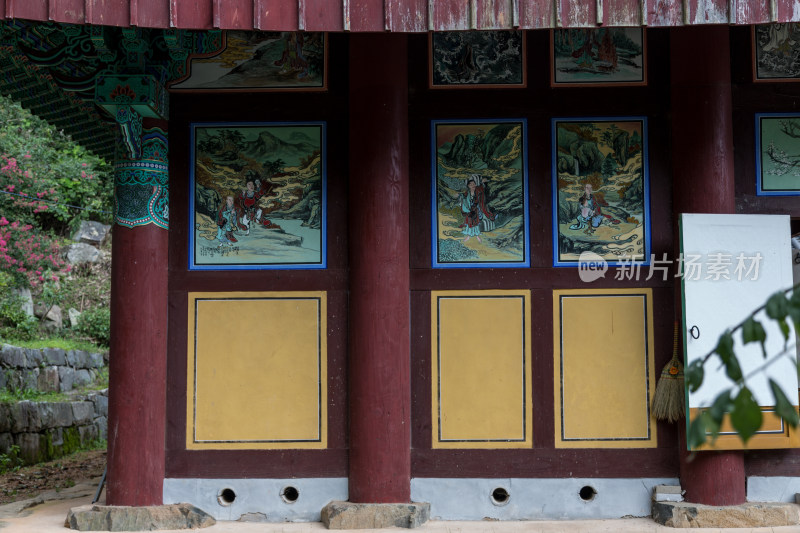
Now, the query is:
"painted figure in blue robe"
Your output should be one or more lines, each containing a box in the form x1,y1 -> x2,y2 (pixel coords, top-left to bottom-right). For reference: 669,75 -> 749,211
216,195 -> 238,246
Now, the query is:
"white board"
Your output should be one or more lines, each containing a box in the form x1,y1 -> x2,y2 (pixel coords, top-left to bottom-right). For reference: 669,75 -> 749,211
681,214 -> 796,411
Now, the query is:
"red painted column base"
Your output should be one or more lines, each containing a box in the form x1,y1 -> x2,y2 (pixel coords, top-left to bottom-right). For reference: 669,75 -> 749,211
106,223 -> 168,506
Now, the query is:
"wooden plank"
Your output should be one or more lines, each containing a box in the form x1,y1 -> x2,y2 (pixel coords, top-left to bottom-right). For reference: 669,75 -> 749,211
475,0 -> 514,29
432,0 -> 470,30
212,0 -> 254,29
49,0 -> 86,23
302,0 -> 343,30
254,0 -> 298,30
734,1 -> 768,24
648,0 -> 683,26
686,0 -> 729,24
386,0 -> 427,32
130,0 -> 169,28
86,0 -> 130,26
6,0 -> 47,21
518,0 -> 553,28
559,0 -> 596,27
171,0 -> 213,29
603,0 -> 641,25
344,0 -> 383,31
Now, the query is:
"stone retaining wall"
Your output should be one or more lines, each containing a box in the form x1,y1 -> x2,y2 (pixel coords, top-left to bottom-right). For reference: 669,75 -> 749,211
0,344 -> 108,464
0,344 -> 106,393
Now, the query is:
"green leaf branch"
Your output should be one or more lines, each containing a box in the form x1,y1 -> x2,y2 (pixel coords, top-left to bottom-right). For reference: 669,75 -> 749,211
686,284 -> 800,449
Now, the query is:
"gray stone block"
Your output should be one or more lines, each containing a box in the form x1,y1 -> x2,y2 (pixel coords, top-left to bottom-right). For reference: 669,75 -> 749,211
87,352 -> 104,368
0,432 -> 13,454
64,243 -> 101,265
10,288 -> 33,317
0,370 -> 7,391
94,416 -> 107,440
653,501 -> 800,528
65,503 -> 215,531
14,433 -> 41,464
78,423 -> 98,444
48,427 -> 63,447
11,401 -> 41,433
0,404 -> 11,433
24,348 -> 42,368
37,366 -> 60,392
0,344 -> 25,367
59,367 -> 76,391
68,308 -> 81,329
20,368 -> 39,391
73,369 -> 92,388
72,221 -> 110,247
321,502 -> 430,529
89,393 -> 108,417
72,402 -> 94,425
39,402 -> 73,429
42,348 -> 66,366
34,304 -> 62,329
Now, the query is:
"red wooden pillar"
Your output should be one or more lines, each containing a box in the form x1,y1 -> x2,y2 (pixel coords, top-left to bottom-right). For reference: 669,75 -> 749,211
106,119 -> 169,506
347,34 -> 411,504
671,26 -> 745,506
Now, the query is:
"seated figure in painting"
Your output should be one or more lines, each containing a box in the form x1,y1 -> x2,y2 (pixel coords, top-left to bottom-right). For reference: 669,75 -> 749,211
460,174 -> 496,244
570,183 -> 620,234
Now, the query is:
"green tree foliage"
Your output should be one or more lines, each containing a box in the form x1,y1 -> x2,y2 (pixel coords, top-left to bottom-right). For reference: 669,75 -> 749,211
0,95 -> 112,236
687,286 -> 800,448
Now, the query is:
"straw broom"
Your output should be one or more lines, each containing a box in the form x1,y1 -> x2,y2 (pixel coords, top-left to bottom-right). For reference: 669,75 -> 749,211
652,322 -> 684,423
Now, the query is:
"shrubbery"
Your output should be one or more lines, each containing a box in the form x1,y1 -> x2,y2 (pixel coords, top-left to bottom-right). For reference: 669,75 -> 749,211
76,307 -> 111,347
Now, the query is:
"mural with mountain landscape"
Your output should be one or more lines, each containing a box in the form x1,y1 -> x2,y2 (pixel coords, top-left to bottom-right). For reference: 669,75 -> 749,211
191,123 -> 325,269
432,120 -> 529,267
553,118 -> 649,265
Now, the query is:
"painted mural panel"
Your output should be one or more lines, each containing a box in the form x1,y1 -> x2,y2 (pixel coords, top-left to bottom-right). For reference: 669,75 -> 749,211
552,117 -> 650,267
431,290 -> 533,448
431,119 -> 530,268
430,31 -> 526,88
756,113 -> 800,195
551,28 -> 646,86
190,122 -> 326,270
187,292 -> 327,450
169,32 -> 326,91
553,289 -> 656,448
753,24 -> 800,81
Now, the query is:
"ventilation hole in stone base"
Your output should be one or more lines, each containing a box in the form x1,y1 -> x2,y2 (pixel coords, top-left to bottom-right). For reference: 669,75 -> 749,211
281,486 -> 300,504
579,485 -> 597,502
217,488 -> 236,506
491,487 -> 510,506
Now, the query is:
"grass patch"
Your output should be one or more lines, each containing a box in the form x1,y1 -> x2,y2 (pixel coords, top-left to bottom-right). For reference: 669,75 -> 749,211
0,389 -> 69,404
0,337 -> 106,354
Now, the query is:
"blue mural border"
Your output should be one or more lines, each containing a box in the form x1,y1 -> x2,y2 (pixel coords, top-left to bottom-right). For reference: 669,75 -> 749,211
430,118 -> 531,269
755,112 -> 800,196
188,121 -> 327,271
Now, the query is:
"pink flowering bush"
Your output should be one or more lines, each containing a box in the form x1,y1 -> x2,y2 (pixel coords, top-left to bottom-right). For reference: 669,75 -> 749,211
0,216 -> 70,289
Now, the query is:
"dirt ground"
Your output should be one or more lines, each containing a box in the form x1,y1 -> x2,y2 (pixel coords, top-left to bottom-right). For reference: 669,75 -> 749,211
0,449 -> 105,505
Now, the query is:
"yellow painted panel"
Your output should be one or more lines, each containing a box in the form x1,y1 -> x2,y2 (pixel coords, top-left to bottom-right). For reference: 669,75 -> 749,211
186,292 -> 327,450
554,289 -> 657,448
688,407 -> 800,450
431,290 -> 532,449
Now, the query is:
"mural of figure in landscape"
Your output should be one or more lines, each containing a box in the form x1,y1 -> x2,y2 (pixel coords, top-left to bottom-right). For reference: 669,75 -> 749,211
754,23 -> 800,80
431,31 -> 525,87
170,32 -> 326,90
756,114 -> 800,194
432,120 -> 529,267
191,123 -> 326,269
552,28 -> 645,85
553,118 -> 650,265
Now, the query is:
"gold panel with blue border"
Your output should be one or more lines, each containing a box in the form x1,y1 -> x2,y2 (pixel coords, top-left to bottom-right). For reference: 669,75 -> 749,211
431,290 -> 533,449
553,289 -> 657,448
187,291 -> 327,450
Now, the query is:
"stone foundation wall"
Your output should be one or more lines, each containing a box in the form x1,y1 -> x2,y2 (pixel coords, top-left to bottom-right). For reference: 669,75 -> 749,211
0,344 -> 108,463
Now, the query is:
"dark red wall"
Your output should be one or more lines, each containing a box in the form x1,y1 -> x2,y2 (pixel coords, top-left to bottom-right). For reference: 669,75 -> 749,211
164,28 -> 799,480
